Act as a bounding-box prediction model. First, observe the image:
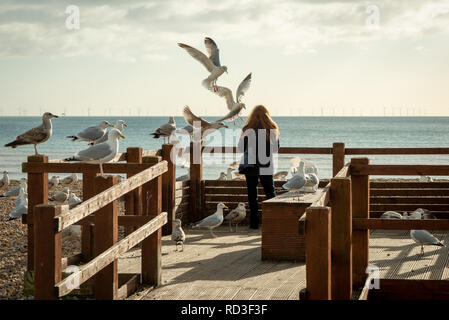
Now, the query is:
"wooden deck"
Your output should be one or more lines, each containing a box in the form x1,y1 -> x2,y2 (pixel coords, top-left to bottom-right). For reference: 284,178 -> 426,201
120,226 -> 449,300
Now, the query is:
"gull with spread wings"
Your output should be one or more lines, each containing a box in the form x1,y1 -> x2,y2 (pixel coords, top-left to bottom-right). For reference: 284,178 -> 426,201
178,37 -> 228,92
212,73 -> 252,124
183,106 -> 228,141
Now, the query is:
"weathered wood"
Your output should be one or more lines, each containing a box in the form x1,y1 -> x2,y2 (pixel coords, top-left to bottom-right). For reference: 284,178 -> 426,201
367,279 -> 449,300
351,164 -> 449,176
81,172 -> 97,262
332,142 -> 345,177
330,177 -> 352,300
200,146 -> 333,154
305,207 -> 331,300
25,155 -> 48,271
22,162 -> 156,174
371,189 -> 449,196
125,148 -> 143,235
189,141 -> 203,222
94,176 -> 118,300
55,212 -> 167,297
34,205 -> 62,300
205,180 -> 287,187
370,204 -> 449,211
162,144 -> 176,236
345,147 -> 449,155
351,158 -> 370,288
175,180 -> 190,189
353,218 -> 449,230
55,161 -> 168,232
117,274 -> 141,300
370,181 -> 449,189
370,211 -> 449,219
369,196 -> 449,204
142,158 -> 163,286
79,215 -> 154,227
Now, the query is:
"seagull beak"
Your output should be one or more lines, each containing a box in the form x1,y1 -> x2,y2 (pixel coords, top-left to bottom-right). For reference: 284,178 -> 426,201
52,114 -> 59,118
120,135 -> 126,139
123,123 -> 128,127
223,205 -> 229,210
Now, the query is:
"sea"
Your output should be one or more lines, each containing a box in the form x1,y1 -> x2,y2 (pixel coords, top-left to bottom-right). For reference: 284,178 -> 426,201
1,116 -> 449,180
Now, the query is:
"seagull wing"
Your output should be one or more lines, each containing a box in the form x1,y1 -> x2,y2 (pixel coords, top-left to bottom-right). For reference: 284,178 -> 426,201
212,86 -> 235,110
411,230 -> 442,245
75,142 -> 114,161
215,105 -> 245,122
15,124 -> 48,144
183,106 -> 211,127
77,126 -> 105,141
204,37 -> 221,67
195,213 -> 222,228
178,43 -> 215,72
236,73 -> 252,103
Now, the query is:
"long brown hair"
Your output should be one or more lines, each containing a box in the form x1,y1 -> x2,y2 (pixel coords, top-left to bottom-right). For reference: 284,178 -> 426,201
242,105 -> 279,141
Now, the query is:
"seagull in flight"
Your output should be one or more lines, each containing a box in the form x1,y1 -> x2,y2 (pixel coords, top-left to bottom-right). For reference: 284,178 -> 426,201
182,106 -> 228,141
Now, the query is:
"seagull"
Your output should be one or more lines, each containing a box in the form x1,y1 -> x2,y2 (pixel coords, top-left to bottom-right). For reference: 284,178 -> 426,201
380,211 -> 403,219
61,173 -> 78,186
211,73 -> 252,124
290,157 -> 318,175
410,229 -> 445,257
90,120 -> 128,145
67,120 -> 113,143
7,198 -> 28,221
64,128 -> 125,176
14,187 -> 27,207
0,171 -> 9,188
224,203 -> 246,232
68,192 -> 82,206
226,167 -> 234,180
228,161 -> 239,169
178,37 -> 228,92
175,125 -> 194,139
232,171 -> 245,180
171,219 -> 186,252
49,187 -> 70,202
273,171 -> 289,181
0,180 -> 27,197
176,174 -> 189,182
49,176 -> 60,189
4,112 -> 58,155
150,116 -> 176,144
182,106 -> 228,140
217,172 -> 227,180
283,161 -> 307,200
192,203 -> 228,238
304,172 -> 319,192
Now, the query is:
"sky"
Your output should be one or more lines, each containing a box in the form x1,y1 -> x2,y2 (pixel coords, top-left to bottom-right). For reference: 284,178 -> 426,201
0,0 -> 448,117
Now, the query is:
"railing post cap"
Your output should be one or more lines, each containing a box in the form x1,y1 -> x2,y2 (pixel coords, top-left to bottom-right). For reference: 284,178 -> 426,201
27,155 -> 48,162
333,142 -> 345,147
350,157 -> 369,164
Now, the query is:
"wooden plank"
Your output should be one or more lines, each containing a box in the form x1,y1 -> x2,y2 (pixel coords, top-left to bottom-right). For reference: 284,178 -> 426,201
125,148 -> 143,236
22,162 -> 156,174
201,146 -> 333,154
332,142 -> 345,177
345,147 -> 449,155
370,181 -> 449,188
55,212 -> 167,297
305,207 -> 331,300
117,274 -> 141,300
204,180 -> 287,187
25,155 -> 48,271
34,205 -> 62,300
141,157 -> 163,287
162,144 -> 176,236
370,196 -> 449,204
370,204 -> 449,211
55,161 -> 168,232
353,218 -> 449,230
370,211 -> 449,219
94,175 -> 118,300
351,158 -> 370,288
81,172 -> 97,262
371,189 -> 449,196
205,195 -> 265,202
189,141 -> 203,222
81,215 -> 153,227
330,177 -> 352,300
351,164 -> 449,176
175,180 -> 190,189
368,279 -> 449,300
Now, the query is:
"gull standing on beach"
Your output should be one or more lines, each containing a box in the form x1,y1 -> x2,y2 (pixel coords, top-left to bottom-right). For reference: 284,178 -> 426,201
192,203 -> 228,238
410,229 -> 445,257
178,37 -> 228,92
7,198 -> 28,221
68,193 -> 82,206
211,73 -> 252,124
150,116 -> 176,144
64,128 -> 125,176
14,187 -> 27,207
61,173 -> 78,186
182,106 -> 228,140
4,112 -> 58,155
0,180 -> 27,198
90,120 -> 128,145
172,219 -> 186,252
67,120 -> 113,143
224,203 -> 246,232
49,176 -> 60,189
49,187 -> 70,202
0,171 -> 9,188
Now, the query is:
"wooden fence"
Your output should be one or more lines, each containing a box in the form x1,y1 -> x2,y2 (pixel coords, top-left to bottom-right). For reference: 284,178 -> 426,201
301,158 -> 449,300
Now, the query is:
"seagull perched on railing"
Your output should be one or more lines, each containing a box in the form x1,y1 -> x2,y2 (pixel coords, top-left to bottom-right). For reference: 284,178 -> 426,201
5,112 -> 58,155
90,120 -> 128,145
410,229 -> 444,257
380,211 -> 403,219
178,37 -> 228,92
65,128 -> 125,176
67,120 -> 113,143
192,203 -> 228,238
150,116 -> 176,144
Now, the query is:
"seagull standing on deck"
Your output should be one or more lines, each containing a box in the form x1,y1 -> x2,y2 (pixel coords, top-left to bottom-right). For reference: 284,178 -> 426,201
4,112 -> 58,155
224,203 -> 246,232
65,128 -> 125,176
67,120 -> 113,143
192,203 -> 228,238
410,229 -> 445,257
150,116 -> 176,144
172,219 -> 186,252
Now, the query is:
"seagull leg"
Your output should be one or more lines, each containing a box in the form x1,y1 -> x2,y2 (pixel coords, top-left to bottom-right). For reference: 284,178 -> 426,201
210,229 -> 217,238
34,144 -> 38,156
99,163 -> 106,177
421,245 -> 425,257
180,242 -> 184,252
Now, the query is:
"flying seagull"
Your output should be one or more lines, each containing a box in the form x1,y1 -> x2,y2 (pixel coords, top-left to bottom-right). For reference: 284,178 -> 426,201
4,112 -> 58,155
211,73 -> 252,124
178,37 -> 228,92
183,106 -> 227,140
65,128 -> 125,176
67,120 -> 113,143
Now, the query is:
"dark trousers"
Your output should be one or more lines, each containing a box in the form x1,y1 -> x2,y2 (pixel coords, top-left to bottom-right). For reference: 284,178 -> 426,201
244,174 -> 276,228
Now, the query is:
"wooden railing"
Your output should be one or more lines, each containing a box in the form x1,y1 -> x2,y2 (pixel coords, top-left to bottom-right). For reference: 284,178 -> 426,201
302,158 -> 449,300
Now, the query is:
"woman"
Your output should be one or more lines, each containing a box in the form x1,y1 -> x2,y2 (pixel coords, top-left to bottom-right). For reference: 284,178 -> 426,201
238,105 -> 280,229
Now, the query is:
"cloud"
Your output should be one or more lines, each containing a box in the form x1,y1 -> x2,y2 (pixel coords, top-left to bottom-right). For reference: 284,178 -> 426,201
0,0 -> 448,60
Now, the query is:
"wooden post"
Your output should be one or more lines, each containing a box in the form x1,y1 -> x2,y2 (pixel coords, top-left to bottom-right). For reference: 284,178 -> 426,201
333,142 -> 345,177
94,175 -> 118,300
34,205 -> 62,300
351,158 -> 370,288
189,141 -> 202,223
305,206 -> 331,300
161,144 -> 176,236
125,148 -> 143,235
330,177 -> 352,300
141,157 -> 162,286
25,155 -> 48,271
81,172 -> 97,262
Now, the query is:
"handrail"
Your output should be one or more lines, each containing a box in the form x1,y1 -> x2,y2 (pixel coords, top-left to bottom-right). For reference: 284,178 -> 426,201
350,164 -> 449,176
54,160 -> 168,232
47,149 -> 161,164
